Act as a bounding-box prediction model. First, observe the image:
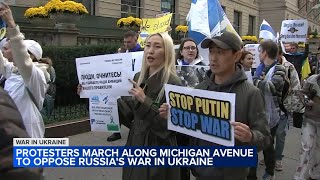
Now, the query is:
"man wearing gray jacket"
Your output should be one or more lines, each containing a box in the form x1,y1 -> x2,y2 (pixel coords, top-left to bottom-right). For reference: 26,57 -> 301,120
160,32 -> 270,180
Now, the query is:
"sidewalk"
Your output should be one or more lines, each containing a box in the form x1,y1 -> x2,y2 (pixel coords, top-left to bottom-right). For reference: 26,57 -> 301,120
45,126 -> 302,180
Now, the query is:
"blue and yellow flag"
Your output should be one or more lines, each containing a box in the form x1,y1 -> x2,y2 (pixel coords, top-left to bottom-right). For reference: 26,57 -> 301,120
301,58 -> 311,80
0,18 -> 6,41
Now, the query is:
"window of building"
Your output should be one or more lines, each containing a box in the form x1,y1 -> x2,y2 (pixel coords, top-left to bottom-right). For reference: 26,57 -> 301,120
121,0 -> 140,18
298,0 -> 303,9
161,0 -> 175,13
248,15 -> 256,35
233,11 -> 241,34
161,0 -> 177,24
75,0 -> 95,15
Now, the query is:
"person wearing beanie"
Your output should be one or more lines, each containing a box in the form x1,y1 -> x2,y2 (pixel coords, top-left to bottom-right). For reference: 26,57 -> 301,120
0,3 -> 48,138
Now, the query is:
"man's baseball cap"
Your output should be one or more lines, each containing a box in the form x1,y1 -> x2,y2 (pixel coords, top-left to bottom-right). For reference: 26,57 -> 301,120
201,31 -> 242,51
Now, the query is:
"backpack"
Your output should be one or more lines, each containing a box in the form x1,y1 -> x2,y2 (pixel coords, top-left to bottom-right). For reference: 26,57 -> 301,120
40,66 -> 56,118
46,66 -> 56,97
279,66 -> 291,115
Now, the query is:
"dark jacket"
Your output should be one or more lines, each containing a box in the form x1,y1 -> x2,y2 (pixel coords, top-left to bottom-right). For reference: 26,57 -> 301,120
129,44 -> 143,52
190,65 -> 270,180
284,44 -> 309,79
120,70 -> 181,180
0,87 -> 42,180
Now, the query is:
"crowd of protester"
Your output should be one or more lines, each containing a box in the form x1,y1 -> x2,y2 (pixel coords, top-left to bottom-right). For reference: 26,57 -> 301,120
1,2 -> 320,180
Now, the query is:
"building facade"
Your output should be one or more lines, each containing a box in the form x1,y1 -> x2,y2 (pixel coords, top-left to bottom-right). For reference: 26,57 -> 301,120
14,0 -> 320,37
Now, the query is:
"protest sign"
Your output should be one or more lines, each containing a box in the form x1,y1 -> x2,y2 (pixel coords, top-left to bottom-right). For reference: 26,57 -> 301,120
0,18 -> 6,40
130,51 -> 144,79
89,94 -> 120,132
76,53 -> 132,98
176,65 -> 209,88
138,13 -> 172,47
165,84 -> 236,146
244,44 -> 261,68
280,19 -> 308,43
245,71 -> 253,84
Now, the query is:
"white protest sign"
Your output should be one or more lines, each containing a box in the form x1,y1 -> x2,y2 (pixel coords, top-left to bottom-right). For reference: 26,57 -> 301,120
280,19 -> 308,43
130,51 -> 144,79
89,94 -> 120,132
165,84 -> 236,146
245,71 -> 253,84
76,53 -> 132,98
244,44 -> 260,69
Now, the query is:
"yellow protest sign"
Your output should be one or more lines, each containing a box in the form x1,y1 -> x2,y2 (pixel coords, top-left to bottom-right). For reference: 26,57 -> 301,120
138,13 -> 173,48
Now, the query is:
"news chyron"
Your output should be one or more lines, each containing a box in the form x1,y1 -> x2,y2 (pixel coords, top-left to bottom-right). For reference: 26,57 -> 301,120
13,138 -> 257,167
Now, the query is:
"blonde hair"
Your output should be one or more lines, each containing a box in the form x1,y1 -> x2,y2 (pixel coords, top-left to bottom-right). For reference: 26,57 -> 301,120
137,32 -> 177,102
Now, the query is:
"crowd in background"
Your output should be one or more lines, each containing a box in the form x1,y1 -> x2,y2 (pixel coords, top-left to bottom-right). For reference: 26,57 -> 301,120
1,2 -> 320,180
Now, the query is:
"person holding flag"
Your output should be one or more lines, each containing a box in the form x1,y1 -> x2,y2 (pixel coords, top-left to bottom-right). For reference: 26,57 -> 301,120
254,20 -> 278,81
284,42 -> 309,80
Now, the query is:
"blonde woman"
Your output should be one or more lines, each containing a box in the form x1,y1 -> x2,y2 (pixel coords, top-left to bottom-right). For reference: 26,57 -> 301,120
120,32 -> 181,180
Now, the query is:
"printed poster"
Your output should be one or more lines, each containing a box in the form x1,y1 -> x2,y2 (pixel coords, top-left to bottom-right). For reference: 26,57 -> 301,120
89,94 -> 120,132
76,53 -> 132,98
280,19 -> 308,43
130,51 -> 144,79
165,84 -> 236,146
138,13 -> 173,48
245,71 -> 253,84
244,44 -> 261,69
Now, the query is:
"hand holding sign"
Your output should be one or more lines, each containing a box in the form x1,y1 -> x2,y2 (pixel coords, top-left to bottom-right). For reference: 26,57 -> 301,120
0,2 -> 15,28
159,103 -> 169,119
128,79 -> 146,103
231,122 -> 253,143
77,84 -> 82,96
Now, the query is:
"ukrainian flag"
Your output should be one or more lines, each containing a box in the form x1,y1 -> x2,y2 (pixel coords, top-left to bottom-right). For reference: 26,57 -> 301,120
301,57 -> 311,80
187,0 -> 241,64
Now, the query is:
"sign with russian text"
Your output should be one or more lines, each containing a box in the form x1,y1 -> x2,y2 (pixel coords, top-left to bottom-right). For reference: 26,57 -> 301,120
164,84 -> 236,146
244,44 -> 260,69
130,51 -> 144,79
280,19 -> 308,43
76,53 -> 132,98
